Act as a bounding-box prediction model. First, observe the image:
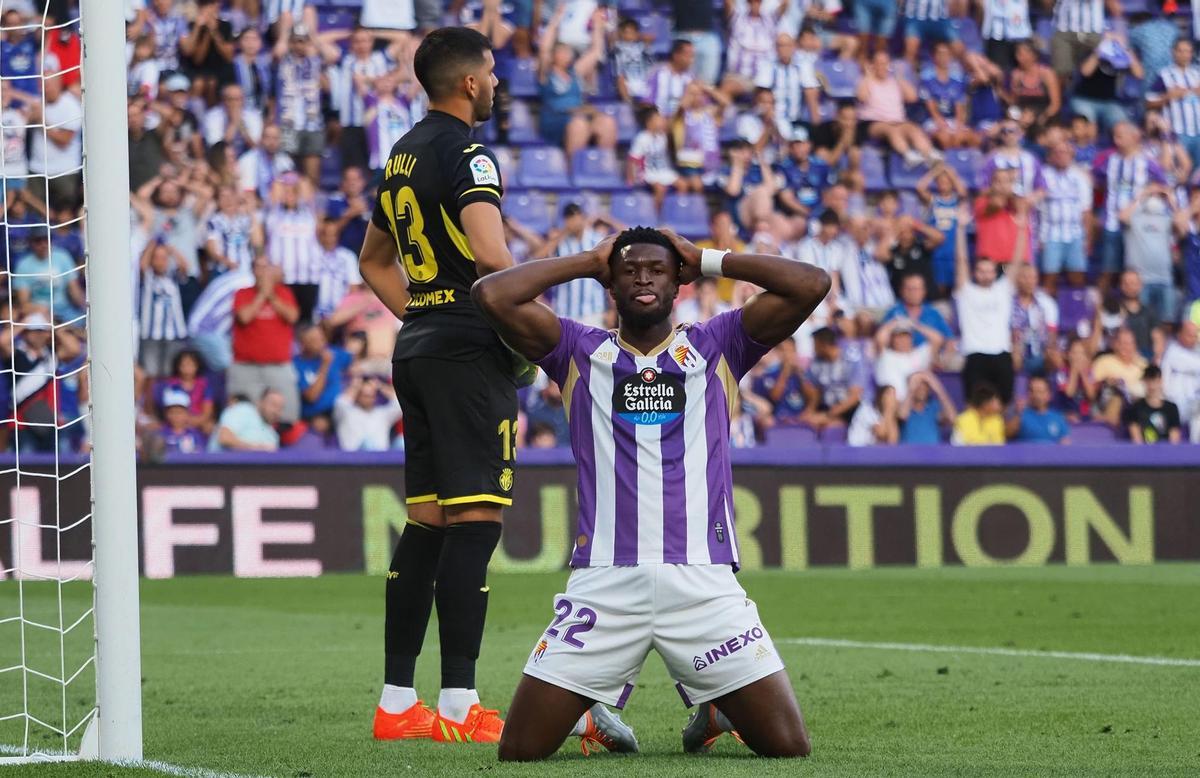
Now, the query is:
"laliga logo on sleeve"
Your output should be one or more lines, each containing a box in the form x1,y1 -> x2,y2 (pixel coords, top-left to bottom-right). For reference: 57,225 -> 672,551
469,154 -> 499,186
614,367 -> 684,425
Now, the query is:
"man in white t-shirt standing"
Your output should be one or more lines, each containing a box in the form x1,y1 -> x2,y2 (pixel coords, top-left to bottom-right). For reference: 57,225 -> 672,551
1160,320 -> 1200,442
27,56 -> 82,209
954,201 -> 1025,405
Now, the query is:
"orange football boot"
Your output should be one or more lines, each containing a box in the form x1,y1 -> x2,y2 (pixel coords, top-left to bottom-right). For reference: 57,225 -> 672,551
431,703 -> 505,743
373,702 -> 435,740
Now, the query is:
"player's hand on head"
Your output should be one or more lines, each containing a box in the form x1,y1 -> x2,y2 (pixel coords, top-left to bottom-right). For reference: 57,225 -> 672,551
659,227 -> 702,286
589,234 -> 617,287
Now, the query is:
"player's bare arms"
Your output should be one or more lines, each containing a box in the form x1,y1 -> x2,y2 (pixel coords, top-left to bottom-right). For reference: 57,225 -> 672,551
473,228 -> 828,760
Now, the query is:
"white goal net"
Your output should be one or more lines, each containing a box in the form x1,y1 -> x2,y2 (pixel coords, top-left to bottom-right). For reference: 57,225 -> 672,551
1,0 -> 141,764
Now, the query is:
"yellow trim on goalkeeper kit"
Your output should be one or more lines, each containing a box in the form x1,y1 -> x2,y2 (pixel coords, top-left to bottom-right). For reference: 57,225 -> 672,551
438,494 -> 514,507
405,494 -> 439,505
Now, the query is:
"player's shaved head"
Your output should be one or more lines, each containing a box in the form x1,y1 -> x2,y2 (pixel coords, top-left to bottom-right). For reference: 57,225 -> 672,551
414,26 -> 493,102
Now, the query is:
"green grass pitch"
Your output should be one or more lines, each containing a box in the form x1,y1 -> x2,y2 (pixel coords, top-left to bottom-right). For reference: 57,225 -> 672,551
3,565 -> 1199,777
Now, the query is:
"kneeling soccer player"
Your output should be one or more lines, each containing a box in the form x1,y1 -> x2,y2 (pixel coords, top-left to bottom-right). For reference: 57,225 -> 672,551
472,226 -> 830,760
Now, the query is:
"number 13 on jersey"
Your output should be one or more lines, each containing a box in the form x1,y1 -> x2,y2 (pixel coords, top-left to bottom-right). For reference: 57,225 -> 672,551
379,186 -> 438,283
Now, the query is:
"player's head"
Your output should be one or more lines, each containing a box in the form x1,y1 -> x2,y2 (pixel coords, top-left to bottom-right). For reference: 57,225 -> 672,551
608,227 -> 684,330
413,27 -> 497,122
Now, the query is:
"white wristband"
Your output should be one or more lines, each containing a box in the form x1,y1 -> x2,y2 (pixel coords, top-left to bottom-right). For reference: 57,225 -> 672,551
700,248 -> 730,278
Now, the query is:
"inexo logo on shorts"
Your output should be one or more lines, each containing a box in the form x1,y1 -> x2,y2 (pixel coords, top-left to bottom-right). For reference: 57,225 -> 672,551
692,625 -> 765,671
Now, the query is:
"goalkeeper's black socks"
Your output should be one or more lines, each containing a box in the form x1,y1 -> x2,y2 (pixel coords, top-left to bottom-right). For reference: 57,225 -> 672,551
434,521 -> 503,691
383,520 -> 445,694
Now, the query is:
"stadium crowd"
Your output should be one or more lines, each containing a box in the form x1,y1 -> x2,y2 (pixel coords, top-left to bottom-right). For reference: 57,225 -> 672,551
3,0 -> 1200,455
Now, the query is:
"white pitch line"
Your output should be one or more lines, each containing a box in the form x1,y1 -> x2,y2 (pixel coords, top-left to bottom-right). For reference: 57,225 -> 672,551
779,637 -> 1200,668
0,744 -> 269,778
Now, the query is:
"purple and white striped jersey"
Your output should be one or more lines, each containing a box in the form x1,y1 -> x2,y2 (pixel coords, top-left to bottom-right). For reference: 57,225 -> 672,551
266,205 -> 321,284
981,149 -> 1044,197
728,11 -> 777,81
1148,65 -> 1200,138
1039,164 -> 1092,244
1101,152 -> 1166,232
904,0 -> 948,21
647,65 -> 693,118
1053,0 -> 1105,34
980,0 -> 1032,40
536,311 -> 771,568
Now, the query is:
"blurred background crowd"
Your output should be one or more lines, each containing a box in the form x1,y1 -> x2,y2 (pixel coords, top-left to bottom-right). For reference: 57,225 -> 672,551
3,0 -> 1200,456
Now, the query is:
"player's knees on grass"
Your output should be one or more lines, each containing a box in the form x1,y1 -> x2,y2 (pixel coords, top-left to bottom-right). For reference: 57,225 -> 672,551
744,722 -> 811,758
497,730 -> 555,762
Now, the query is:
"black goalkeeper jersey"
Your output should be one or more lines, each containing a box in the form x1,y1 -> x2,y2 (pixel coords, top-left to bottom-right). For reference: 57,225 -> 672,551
371,110 -> 506,361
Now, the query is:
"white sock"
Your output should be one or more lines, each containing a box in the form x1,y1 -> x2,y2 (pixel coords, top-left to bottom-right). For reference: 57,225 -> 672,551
437,688 -> 480,723
569,712 -> 589,737
379,684 -> 418,714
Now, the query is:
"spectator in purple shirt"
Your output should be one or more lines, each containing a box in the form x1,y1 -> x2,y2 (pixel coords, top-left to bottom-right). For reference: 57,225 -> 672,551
801,326 -> 867,430
160,387 -> 208,454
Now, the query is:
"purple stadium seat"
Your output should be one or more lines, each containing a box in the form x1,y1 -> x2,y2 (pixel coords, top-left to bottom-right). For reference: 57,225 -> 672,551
617,0 -> 652,12
719,114 -> 741,144
820,425 -> 847,444
503,190 -> 552,234
936,371 -> 965,410
317,7 -> 357,31
890,59 -> 915,86
318,146 -> 342,191
610,190 -> 657,225
476,118 -> 498,144
571,148 -> 624,190
493,146 -> 517,184
507,57 -> 539,98
1014,374 -> 1029,402
859,146 -> 889,190
644,14 -> 672,57
899,190 -> 924,219
945,148 -> 983,188
558,190 -> 604,219
508,99 -> 542,145
661,192 -> 710,237
888,153 -> 930,190
593,101 -> 637,144
1056,287 -> 1095,339
1070,422 -> 1119,445
948,17 -> 983,54
817,59 -> 861,100
516,146 -> 570,188
765,424 -> 819,447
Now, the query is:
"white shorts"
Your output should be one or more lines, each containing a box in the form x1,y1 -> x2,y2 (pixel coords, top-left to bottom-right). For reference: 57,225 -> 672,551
522,564 -> 786,709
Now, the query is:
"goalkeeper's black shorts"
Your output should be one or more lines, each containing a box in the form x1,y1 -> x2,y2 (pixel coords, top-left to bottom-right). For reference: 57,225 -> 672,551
391,348 -> 519,508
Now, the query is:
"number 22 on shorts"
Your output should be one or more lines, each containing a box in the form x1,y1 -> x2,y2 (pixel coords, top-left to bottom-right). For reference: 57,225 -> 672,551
545,598 -> 596,648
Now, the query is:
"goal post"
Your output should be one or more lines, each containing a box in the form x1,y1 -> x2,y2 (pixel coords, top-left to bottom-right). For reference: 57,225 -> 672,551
80,0 -> 142,763
0,0 -> 141,764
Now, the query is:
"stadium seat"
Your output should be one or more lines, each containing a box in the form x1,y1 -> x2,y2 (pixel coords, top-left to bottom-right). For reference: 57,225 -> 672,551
948,17 -> 983,54
817,59 -> 860,101
1056,286 -> 1095,338
643,14 -> 672,57
506,57 -> 539,98
1070,422 -> 1120,445
936,371 -> 965,410
859,146 -> 889,191
492,146 -> 517,184
888,153 -> 930,190
944,148 -> 983,189
661,192 -> 710,237
317,7 -> 357,31
820,425 -> 847,444
507,99 -> 542,145
593,101 -> 637,144
319,146 -> 343,191
516,146 -> 570,189
503,190 -> 553,234
719,113 -> 741,144
899,190 -> 924,219
617,0 -> 652,12
610,190 -> 657,225
764,425 -> 819,447
571,148 -> 624,190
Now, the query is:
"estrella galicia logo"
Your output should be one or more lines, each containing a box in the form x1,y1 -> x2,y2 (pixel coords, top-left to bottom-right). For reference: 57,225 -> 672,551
694,626 -> 766,671
614,367 -> 684,425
